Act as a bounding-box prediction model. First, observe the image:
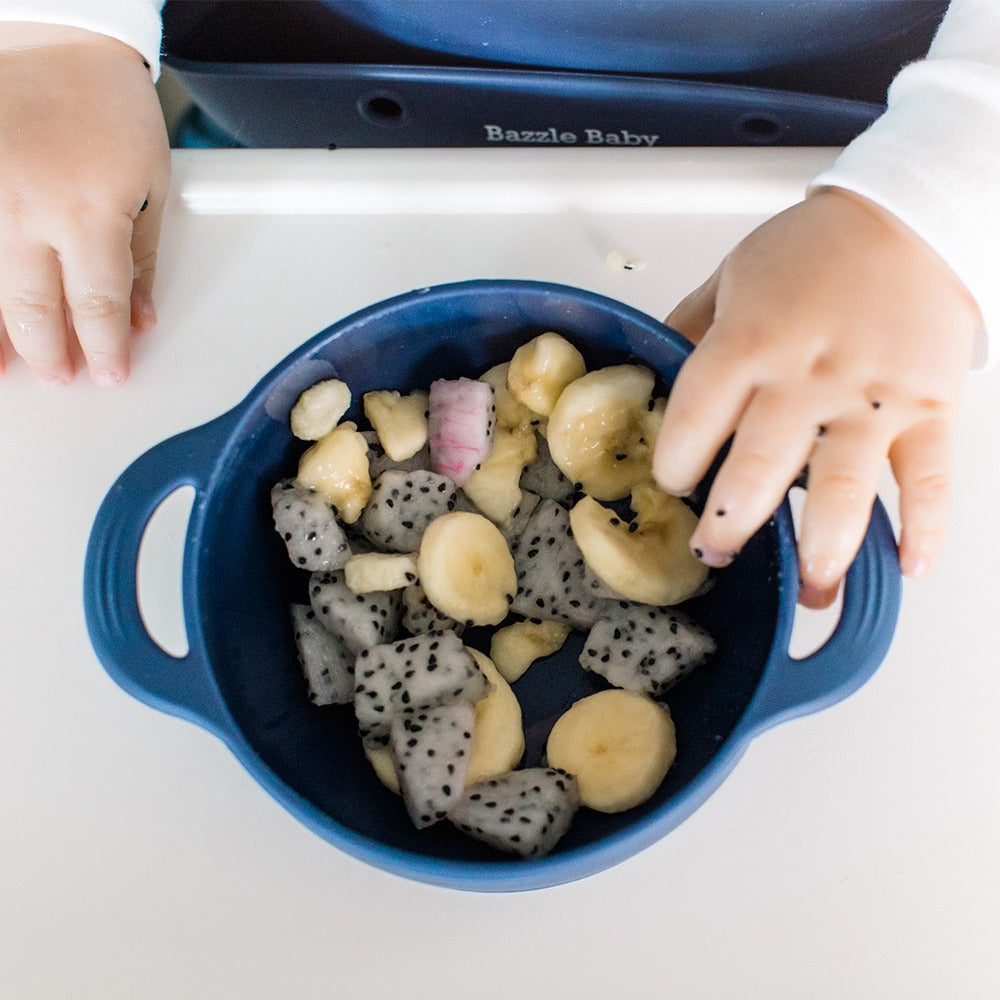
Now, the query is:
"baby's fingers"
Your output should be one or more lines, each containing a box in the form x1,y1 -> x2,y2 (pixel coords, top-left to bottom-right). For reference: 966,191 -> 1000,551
130,180 -> 168,332
0,242 -> 74,383
653,334 -> 754,497
61,213 -> 135,386
685,388 -> 821,567
889,419 -> 952,579
666,268 -> 720,346
797,423 -> 889,607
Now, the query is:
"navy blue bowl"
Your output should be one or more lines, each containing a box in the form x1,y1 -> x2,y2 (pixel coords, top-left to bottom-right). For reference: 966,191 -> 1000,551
84,280 -> 901,891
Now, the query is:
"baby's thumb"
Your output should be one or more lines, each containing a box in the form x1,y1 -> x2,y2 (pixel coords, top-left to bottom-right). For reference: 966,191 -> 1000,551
666,268 -> 720,347
130,188 -> 166,331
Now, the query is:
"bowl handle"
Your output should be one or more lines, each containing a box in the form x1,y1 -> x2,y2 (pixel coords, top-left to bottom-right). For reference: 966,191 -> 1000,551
83,413 -> 238,738
739,498 -> 902,736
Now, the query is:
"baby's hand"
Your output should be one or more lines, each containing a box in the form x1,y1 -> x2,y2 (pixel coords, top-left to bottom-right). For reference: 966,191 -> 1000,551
0,22 -> 170,385
653,187 -> 980,608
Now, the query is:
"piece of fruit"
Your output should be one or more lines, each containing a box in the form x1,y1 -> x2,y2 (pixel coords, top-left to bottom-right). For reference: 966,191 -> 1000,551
417,511 -> 517,626
569,484 -> 708,605
289,604 -> 355,705
361,430 -> 431,480
359,469 -> 457,553
448,767 -> 580,859
462,425 -> 537,527
400,583 -> 465,637
508,498 -> 618,629
546,364 -> 657,500
466,649 -> 525,783
353,629 -> 490,746
427,377 -> 496,486
297,422 -> 372,524
367,650 -> 522,793
308,569 -> 402,655
506,332 -> 586,417
479,362 -> 541,436
344,552 -> 419,593
545,689 -> 676,813
519,435 -> 575,506
365,744 -> 400,794
290,378 -> 352,441
488,618 -> 572,684
363,389 -> 430,462
500,490 -> 542,544
390,701 -> 476,828
270,479 -> 352,572
580,604 -> 715,696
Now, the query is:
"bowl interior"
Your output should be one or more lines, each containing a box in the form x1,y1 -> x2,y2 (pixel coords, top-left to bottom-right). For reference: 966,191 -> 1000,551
194,282 -> 782,863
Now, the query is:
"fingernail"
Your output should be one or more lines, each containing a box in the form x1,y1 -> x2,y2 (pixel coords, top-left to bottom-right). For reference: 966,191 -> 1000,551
799,582 -> 836,609
41,370 -> 73,386
691,543 -> 736,568
132,293 -> 157,330
901,553 -> 930,578
94,368 -> 126,388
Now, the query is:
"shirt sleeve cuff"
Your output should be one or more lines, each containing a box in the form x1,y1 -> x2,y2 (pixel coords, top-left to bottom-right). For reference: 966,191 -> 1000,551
0,0 -> 164,78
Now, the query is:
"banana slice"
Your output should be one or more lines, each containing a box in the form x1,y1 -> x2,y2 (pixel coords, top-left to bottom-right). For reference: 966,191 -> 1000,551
489,618 -> 572,684
507,332 -> 587,417
363,389 -> 430,462
546,364 -> 657,501
480,363 -> 541,436
366,649 -> 524,793
545,689 -> 676,813
290,378 -> 352,441
344,552 -> 419,593
296,422 -> 372,524
462,426 -> 538,527
366,744 -> 401,794
417,511 -> 517,625
466,649 -> 526,783
569,484 -> 708,606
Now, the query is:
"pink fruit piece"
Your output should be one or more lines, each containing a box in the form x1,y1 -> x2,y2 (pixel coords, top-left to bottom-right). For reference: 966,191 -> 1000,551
427,377 -> 496,486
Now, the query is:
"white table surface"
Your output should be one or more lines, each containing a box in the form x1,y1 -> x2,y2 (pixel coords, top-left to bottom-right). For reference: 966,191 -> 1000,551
1,148 -> 997,1000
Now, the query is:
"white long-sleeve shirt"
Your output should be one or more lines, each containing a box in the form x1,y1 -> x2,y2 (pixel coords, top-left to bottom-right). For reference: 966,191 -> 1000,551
0,0 -> 165,75
2,0 -> 998,366
812,0 -> 1000,369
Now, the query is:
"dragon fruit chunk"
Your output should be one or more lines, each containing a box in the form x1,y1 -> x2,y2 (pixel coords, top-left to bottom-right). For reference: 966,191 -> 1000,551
579,603 -> 716,697
508,498 -> 616,630
500,489 -> 542,545
308,569 -> 402,655
271,480 -> 351,572
519,436 -> 576,507
448,767 -> 580,859
359,468 -> 457,553
353,629 -> 490,745
390,700 -> 476,828
401,583 -> 465,637
290,603 -> 355,705
428,377 -> 496,487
